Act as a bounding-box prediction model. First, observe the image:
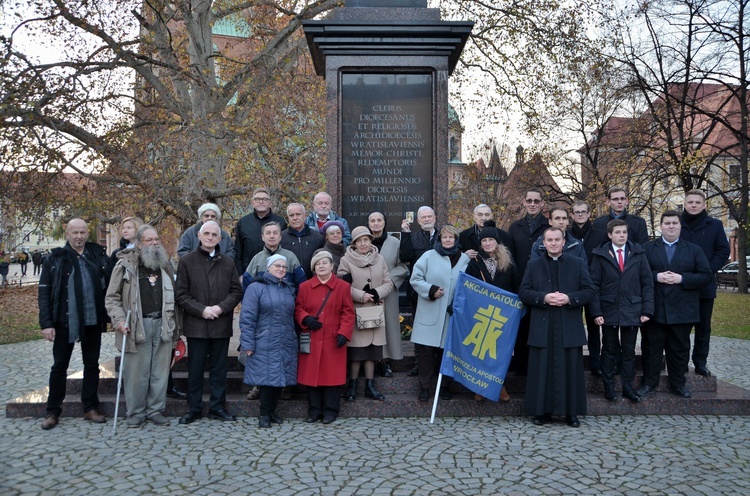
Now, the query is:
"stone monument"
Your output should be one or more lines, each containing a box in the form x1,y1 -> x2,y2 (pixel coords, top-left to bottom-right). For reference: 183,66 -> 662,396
303,0 -> 473,228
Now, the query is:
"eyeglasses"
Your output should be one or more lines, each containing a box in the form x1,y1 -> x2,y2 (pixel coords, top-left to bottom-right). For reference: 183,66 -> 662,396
525,199 -> 542,204
572,210 -> 589,215
270,264 -> 288,270
253,197 -> 271,203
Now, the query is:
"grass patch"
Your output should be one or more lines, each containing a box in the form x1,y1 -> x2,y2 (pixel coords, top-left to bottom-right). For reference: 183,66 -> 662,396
712,291 -> 750,340
0,286 -> 41,345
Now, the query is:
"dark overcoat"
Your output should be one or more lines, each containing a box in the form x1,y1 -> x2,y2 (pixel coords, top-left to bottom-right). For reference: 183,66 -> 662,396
508,215 -> 550,278
679,213 -> 730,299
295,274 -> 355,386
175,245 -> 242,339
518,255 -> 594,348
643,238 -> 713,325
589,241 -> 654,327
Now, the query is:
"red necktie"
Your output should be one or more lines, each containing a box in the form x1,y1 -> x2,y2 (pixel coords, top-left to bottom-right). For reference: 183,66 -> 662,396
617,248 -> 625,272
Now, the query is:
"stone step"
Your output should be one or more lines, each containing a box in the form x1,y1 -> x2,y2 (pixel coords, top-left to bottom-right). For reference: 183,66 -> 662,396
7,381 -> 750,419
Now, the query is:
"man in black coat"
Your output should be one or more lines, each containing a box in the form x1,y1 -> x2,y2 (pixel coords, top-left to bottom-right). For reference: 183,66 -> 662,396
508,188 -> 550,375
679,189 -> 730,376
519,227 -> 595,427
281,203 -> 325,280
459,204 -> 511,260
39,219 -> 111,430
589,219 -> 654,403
234,187 -> 287,275
639,210 -> 712,399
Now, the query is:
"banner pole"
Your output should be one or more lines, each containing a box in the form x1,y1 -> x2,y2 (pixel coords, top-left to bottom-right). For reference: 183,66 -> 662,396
429,373 -> 444,424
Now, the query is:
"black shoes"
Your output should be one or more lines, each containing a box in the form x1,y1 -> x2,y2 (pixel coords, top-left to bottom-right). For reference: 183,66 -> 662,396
407,364 -> 419,377
364,379 -> 385,401
532,414 -> 551,426
178,411 -> 202,424
305,414 -> 322,423
439,388 -> 452,401
269,413 -> 283,425
670,385 -> 692,398
604,389 -> 618,402
590,368 -> 601,378
322,415 -> 336,425
346,379 -> 358,402
379,361 -> 394,378
566,416 -> 581,428
418,389 -> 429,402
259,416 -> 271,428
166,386 -> 187,399
636,385 -> 656,397
208,408 -> 237,421
622,389 -> 642,403
695,365 -> 712,377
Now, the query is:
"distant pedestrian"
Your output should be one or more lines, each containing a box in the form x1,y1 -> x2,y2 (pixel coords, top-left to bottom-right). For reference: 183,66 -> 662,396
18,250 -> 29,276
0,252 -> 10,286
32,250 -> 43,276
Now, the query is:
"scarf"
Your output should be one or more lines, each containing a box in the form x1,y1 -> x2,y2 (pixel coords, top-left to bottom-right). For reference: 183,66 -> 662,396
371,231 -> 388,250
570,220 -> 591,241
681,209 -> 707,231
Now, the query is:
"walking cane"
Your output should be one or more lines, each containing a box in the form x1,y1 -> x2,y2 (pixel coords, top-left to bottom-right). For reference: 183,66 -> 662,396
112,310 -> 130,436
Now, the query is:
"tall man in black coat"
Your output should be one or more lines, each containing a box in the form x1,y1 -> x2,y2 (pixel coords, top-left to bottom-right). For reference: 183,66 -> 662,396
679,189 -> 730,376
519,227 -> 595,428
639,211 -> 712,399
508,188 -> 550,375
234,187 -> 287,275
281,203 -> 325,280
39,219 -> 111,430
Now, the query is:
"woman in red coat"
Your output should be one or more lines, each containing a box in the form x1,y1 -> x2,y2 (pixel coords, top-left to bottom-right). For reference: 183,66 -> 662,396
295,250 -> 355,424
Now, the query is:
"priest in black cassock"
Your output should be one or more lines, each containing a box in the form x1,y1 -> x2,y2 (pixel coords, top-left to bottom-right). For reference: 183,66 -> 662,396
519,227 -> 595,428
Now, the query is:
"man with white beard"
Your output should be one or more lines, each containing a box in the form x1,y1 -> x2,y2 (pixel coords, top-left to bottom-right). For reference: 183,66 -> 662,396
106,225 -> 179,428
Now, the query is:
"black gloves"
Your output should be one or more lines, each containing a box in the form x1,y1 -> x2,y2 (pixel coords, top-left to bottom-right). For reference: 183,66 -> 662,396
336,334 -> 348,348
341,273 -> 353,284
302,316 -> 323,330
447,304 -> 453,316
367,288 -> 380,301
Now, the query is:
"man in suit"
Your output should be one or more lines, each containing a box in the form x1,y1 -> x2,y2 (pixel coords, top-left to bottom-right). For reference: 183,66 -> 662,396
639,210 -> 712,399
679,190 -> 730,377
508,188 -> 550,374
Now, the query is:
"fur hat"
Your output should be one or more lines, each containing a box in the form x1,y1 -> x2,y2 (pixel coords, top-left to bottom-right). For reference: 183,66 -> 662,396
310,250 -> 333,271
198,203 -> 221,220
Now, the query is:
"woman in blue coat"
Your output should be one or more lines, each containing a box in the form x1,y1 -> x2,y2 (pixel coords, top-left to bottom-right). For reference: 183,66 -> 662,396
239,255 -> 298,428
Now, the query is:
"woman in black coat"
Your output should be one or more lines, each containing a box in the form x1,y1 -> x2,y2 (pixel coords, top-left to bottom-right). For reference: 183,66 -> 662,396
465,221 -> 521,402
589,220 -> 654,403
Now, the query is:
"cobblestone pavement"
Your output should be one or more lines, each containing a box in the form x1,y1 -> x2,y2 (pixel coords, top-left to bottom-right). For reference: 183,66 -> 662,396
1,334 -> 749,495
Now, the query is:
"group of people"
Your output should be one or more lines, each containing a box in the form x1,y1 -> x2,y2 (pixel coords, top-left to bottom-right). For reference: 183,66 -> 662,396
37,185 -> 729,430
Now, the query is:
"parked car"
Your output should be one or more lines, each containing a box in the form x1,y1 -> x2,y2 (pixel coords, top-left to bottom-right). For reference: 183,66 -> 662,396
716,260 -> 750,289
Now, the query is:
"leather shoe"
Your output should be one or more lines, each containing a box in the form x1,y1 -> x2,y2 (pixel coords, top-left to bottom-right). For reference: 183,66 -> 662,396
590,368 -> 601,378
380,361 -> 394,378
305,414 -> 322,423
439,389 -> 452,401
321,415 -> 336,424
41,414 -> 59,430
269,413 -> 283,424
259,416 -> 271,428
208,408 -> 237,421
670,385 -> 692,398
178,411 -> 202,424
166,386 -> 187,399
636,385 -> 655,397
83,409 -> 106,424
622,389 -> 642,403
695,365 -> 712,377
604,391 -> 618,402
532,414 -> 551,426
407,364 -> 419,377
566,415 -> 581,427
418,388 -> 429,402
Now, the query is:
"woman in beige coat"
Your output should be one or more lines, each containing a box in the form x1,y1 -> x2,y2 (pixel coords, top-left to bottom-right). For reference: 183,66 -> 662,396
338,226 -> 394,401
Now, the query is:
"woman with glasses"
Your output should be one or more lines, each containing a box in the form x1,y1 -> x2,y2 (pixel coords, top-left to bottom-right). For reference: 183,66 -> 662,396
239,255 -> 298,428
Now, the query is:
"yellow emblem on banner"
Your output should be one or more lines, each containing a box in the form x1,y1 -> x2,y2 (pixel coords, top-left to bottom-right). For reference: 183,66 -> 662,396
462,304 -> 507,360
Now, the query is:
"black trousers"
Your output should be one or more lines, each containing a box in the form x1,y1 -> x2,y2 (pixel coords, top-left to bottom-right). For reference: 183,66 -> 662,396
416,343 -> 452,391
306,386 -> 341,420
47,325 -> 102,416
584,306 -> 602,371
510,313 -> 530,376
186,337 -> 229,413
691,298 -> 715,368
601,325 -> 638,392
641,322 -> 691,389
259,386 -> 283,417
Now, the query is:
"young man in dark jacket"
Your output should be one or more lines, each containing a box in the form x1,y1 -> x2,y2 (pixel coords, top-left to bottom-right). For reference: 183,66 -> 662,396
679,189 -> 730,376
589,219 -> 654,403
